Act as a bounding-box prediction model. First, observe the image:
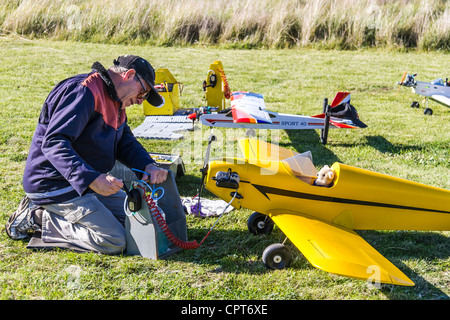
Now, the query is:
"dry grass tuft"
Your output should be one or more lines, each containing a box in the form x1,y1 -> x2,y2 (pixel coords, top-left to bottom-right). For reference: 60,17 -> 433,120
0,0 -> 448,50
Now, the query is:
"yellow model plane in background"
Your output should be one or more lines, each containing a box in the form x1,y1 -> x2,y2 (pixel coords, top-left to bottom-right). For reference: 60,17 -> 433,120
204,138 -> 450,286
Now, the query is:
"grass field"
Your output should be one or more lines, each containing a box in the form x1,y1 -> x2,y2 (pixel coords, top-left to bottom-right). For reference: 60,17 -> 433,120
0,37 -> 448,301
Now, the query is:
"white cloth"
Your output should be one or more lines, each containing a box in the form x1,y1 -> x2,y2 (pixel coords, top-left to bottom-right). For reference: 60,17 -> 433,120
181,197 -> 234,217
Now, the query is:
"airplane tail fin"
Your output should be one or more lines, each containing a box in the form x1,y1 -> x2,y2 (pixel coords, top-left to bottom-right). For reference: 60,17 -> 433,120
330,92 -> 351,107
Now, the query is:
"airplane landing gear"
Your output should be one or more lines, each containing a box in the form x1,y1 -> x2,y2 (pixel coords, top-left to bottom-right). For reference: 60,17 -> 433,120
411,100 -> 433,115
247,213 -> 292,270
247,212 -> 274,235
411,101 -> 420,108
262,243 -> 292,270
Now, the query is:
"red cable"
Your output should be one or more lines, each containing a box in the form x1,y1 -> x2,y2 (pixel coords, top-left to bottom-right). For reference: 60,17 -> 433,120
219,69 -> 231,99
145,194 -> 204,250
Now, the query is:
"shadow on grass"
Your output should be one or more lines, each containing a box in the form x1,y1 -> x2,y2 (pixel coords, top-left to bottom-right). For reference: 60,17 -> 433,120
284,129 -> 341,167
364,135 -> 429,154
173,227 -> 280,275
19,222 -> 448,299
173,226 -> 449,299
359,230 -> 449,299
332,135 -> 433,155
175,174 -> 204,198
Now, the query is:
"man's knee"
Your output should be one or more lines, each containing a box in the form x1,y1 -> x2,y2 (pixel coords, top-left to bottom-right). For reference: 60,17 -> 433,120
42,196 -> 127,255
93,226 -> 126,255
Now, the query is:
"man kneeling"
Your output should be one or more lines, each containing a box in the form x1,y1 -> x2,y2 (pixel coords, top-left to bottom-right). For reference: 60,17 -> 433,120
6,55 -> 168,254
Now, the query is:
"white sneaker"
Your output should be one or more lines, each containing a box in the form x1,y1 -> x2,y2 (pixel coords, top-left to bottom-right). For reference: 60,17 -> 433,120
5,196 -> 42,240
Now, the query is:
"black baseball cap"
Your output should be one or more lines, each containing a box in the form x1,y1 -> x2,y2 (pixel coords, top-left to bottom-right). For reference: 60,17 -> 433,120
113,55 -> 163,106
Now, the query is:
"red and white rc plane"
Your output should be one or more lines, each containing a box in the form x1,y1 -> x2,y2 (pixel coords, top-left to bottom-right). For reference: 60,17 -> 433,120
198,91 -> 367,144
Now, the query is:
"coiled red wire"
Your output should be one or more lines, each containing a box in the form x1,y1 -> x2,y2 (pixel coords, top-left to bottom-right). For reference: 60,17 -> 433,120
219,69 -> 231,99
145,194 -> 204,250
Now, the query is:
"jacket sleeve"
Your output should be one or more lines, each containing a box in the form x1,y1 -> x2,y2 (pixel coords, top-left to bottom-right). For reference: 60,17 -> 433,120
116,122 -> 156,175
41,84 -> 100,196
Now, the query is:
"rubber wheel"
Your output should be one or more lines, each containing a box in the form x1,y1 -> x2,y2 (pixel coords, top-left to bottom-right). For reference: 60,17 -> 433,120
411,101 -> 420,108
262,243 -> 292,270
424,108 -> 433,115
247,212 -> 274,235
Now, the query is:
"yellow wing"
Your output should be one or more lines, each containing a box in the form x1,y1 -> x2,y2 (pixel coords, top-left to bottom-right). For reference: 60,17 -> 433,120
238,138 -> 299,162
270,211 -> 415,286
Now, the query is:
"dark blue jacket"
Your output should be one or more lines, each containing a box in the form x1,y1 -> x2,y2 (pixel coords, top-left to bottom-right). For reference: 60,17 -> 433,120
23,63 -> 155,205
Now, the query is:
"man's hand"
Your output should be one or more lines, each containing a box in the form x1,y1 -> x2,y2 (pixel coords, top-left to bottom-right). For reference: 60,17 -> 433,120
89,174 -> 124,196
142,163 -> 168,185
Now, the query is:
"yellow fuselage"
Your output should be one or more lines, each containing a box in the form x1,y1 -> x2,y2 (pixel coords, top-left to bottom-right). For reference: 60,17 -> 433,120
206,158 -> 450,231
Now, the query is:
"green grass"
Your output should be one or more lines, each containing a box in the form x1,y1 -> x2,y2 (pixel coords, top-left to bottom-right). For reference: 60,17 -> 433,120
0,38 -> 449,300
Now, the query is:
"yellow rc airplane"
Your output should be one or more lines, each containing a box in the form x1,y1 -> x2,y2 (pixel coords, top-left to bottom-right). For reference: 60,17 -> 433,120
204,138 -> 450,286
